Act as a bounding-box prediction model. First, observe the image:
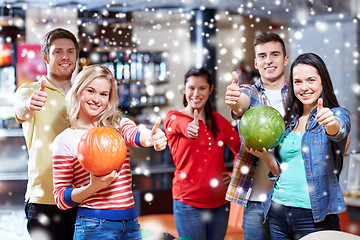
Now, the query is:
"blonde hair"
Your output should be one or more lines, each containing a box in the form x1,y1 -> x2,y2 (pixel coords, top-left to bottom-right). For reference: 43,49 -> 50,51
66,64 -> 121,129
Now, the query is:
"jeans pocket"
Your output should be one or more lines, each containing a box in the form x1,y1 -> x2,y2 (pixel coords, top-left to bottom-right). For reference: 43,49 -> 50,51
82,217 -> 104,232
24,203 -> 40,220
244,201 -> 253,210
127,218 -> 141,231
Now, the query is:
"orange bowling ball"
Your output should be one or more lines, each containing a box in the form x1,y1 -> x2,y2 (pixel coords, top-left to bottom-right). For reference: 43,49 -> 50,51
77,127 -> 127,176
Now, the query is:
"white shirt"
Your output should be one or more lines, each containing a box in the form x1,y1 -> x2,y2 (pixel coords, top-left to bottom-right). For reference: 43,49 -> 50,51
249,88 -> 284,202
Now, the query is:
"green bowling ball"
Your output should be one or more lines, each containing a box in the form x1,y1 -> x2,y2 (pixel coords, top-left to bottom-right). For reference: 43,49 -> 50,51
239,105 -> 285,150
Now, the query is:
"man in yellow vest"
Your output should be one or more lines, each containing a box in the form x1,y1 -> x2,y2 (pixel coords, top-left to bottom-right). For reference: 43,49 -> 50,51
14,28 -> 79,240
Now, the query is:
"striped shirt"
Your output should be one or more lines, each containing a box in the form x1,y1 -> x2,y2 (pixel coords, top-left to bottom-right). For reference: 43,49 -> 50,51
52,118 -> 142,220
226,78 -> 288,205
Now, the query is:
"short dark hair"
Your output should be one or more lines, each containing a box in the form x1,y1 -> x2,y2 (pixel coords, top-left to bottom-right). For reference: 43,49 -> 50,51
254,32 -> 286,56
41,28 -> 79,59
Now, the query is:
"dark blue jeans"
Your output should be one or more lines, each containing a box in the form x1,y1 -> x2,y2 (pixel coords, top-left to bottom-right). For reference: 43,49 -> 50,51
173,199 -> 230,240
24,202 -> 78,240
242,201 -> 270,240
73,216 -> 142,240
269,201 -> 340,240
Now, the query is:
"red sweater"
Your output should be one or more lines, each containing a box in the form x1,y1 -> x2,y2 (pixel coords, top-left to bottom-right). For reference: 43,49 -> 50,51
165,111 -> 240,208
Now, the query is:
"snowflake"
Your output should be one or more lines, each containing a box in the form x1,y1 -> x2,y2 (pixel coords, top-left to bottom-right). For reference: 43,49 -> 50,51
210,178 -> 219,188
280,162 -> 288,171
134,167 -> 142,174
143,168 -> 150,176
29,229 -> 50,240
180,172 -> 186,179
240,166 -> 249,174
259,193 -> 267,202
302,146 -> 309,153
43,125 -> 50,131
294,31 -> 303,40
37,213 -> 50,226
144,192 -> 154,202
34,139 -> 44,148
201,211 -> 212,223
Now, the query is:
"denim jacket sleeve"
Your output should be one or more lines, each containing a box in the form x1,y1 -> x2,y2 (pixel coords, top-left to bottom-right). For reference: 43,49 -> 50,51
326,107 -> 351,141
326,107 -> 351,176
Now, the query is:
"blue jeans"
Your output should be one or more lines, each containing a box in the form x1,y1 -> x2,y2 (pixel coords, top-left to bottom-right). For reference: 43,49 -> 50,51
242,201 -> 270,240
269,201 -> 340,240
73,216 -> 142,240
25,202 -> 78,240
173,199 -> 230,240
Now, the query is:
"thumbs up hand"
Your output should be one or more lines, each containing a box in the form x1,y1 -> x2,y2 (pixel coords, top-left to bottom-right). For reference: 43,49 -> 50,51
225,71 -> 251,118
187,109 -> 200,139
151,117 -> 167,151
315,98 -> 337,128
225,71 -> 242,108
26,79 -> 48,111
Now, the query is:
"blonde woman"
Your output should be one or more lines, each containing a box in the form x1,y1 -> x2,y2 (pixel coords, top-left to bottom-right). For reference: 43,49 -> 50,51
52,64 -> 167,239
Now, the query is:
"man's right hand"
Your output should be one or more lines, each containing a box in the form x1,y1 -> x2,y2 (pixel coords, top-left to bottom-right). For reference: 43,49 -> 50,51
225,71 -> 252,118
225,71 -> 244,117
225,71 -> 241,106
26,79 -> 48,111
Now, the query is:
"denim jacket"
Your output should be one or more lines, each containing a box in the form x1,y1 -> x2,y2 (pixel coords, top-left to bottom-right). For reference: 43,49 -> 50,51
263,107 -> 351,223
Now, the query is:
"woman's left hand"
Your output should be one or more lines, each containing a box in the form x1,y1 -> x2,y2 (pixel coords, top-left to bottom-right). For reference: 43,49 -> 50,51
151,117 -> 167,151
187,109 -> 199,139
222,172 -> 231,185
315,98 -> 339,135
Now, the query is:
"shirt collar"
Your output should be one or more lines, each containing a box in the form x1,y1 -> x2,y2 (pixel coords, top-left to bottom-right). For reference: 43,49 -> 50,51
255,77 -> 288,92
39,75 -> 67,95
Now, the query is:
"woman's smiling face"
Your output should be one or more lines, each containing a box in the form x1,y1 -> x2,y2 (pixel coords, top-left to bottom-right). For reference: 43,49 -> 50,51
184,75 -> 213,111
78,77 -> 111,121
293,64 -> 323,110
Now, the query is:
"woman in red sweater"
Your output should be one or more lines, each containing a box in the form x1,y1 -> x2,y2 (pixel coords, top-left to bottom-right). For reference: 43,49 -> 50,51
164,67 -> 240,240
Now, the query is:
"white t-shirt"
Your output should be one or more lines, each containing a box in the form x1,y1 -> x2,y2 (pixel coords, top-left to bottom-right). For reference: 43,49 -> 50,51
249,88 -> 284,202
264,88 -> 284,117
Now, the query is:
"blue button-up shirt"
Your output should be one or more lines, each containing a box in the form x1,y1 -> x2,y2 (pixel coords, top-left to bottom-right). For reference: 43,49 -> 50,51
264,107 -> 351,223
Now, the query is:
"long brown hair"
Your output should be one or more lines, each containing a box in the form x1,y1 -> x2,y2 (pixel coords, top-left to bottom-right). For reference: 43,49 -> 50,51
183,67 -> 218,139
284,53 -> 340,127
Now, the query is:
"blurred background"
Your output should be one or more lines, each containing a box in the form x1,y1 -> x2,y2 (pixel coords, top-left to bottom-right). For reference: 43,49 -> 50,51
0,0 -> 360,239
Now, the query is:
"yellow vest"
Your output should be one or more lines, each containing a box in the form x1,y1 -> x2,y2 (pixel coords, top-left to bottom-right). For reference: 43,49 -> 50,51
14,76 -> 70,204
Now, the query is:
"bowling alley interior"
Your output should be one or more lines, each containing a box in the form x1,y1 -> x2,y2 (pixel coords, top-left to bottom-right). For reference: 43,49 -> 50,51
0,0 -> 360,239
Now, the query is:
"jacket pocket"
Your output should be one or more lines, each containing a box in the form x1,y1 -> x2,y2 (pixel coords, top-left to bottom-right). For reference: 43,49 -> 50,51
311,127 -> 329,145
